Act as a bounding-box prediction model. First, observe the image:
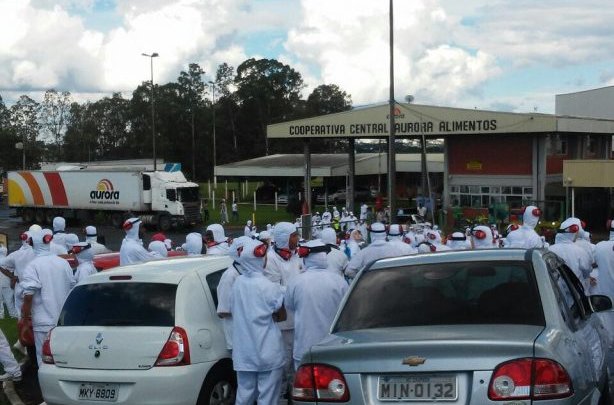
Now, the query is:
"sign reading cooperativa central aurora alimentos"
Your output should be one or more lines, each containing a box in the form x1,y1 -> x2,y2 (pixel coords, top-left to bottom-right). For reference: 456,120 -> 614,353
267,103 -> 557,139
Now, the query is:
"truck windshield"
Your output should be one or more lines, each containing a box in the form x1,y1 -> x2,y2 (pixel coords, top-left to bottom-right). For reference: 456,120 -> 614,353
177,187 -> 199,202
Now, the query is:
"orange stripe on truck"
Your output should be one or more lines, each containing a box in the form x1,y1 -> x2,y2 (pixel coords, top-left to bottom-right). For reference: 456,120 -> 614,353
43,172 -> 69,206
18,171 -> 44,206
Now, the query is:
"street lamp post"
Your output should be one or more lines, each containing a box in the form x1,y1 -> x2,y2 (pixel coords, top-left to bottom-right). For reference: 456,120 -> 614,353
142,52 -> 159,171
208,81 -> 217,188
387,0 -> 397,223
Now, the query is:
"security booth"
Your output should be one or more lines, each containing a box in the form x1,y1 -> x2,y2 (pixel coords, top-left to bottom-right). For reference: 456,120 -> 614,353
267,103 -> 614,230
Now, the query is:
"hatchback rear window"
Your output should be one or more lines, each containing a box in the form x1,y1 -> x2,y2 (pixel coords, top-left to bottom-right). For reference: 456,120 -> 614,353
334,261 -> 544,332
58,282 -> 177,327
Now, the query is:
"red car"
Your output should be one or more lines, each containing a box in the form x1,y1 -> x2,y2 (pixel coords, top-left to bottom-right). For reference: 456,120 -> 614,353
63,250 -> 187,271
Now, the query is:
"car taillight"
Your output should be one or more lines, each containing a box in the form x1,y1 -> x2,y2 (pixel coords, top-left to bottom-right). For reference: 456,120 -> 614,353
154,327 -> 190,366
42,329 -> 55,364
292,364 -> 349,402
488,358 -> 572,400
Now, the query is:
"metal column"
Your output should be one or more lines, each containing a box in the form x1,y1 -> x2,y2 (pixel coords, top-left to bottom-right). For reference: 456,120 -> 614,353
348,138 -> 355,213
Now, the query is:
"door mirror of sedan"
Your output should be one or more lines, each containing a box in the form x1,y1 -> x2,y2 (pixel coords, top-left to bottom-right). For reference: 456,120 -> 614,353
589,295 -> 613,313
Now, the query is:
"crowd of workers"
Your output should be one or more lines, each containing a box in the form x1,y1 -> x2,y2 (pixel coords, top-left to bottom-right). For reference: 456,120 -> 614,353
0,204 -> 613,404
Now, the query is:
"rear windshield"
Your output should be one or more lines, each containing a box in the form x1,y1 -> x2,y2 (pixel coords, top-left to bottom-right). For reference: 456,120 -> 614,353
334,261 -> 544,332
58,282 -> 177,327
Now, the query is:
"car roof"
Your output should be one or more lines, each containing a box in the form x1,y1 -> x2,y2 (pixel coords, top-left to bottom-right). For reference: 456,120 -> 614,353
368,248 -> 535,271
82,255 -> 233,285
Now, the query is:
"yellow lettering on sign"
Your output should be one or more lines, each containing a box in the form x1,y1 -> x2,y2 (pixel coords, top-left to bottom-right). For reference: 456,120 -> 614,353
466,161 -> 483,171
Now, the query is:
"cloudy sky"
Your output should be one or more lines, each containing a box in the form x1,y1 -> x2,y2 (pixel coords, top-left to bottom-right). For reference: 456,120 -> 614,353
1,0 -> 613,113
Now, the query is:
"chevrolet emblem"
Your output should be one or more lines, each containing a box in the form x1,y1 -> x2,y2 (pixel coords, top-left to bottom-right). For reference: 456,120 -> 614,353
402,356 -> 426,366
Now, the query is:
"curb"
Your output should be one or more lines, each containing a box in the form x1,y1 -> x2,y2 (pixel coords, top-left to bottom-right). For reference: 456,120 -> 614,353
2,381 -> 25,405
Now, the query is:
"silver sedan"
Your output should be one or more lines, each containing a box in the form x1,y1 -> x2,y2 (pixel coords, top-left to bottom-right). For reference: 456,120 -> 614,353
292,249 -> 613,404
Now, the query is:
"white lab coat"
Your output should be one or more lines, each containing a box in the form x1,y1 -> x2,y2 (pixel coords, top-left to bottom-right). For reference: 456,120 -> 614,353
549,234 -> 591,291
593,240 -> 614,344
217,262 -> 243,350
516,225 -> 545,249
206,242 -> 230,255
3,244 -> 36,318
230,270 -> 285,372
285,261 -> 348,365
21,253 -> 75,331
85,236 -> 111,255
263,250 -> 302,329
119,238 -> 155,266
345,239 -> 403,278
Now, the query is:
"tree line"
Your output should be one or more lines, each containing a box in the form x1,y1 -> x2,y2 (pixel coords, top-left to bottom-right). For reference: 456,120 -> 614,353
0,58 -> 352,180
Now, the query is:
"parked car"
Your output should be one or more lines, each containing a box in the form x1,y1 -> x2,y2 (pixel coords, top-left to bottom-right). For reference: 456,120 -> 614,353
63,250 -> 188,271
292,249 -> 613,404
330,187 -> 372,204
277,193 -> 288,204
39,255 -> 235,405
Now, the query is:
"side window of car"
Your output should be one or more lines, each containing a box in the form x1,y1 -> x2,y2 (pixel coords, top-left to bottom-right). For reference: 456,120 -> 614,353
557,264 -> 591,319
546,259 -> 581,329
205,269 -> 224,308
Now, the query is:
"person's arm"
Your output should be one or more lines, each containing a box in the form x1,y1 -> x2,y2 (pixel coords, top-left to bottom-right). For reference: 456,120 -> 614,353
21,294 -> 33,319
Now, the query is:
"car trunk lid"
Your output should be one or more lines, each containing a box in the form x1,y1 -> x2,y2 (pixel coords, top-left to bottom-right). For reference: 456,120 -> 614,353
50,326 -> 173,370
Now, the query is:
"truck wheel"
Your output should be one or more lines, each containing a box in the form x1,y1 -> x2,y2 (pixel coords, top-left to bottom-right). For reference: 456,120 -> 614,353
111,213 -> 123,228
35,209 -> 46,225
22,208 -> 35,224
158,215 -> 171,232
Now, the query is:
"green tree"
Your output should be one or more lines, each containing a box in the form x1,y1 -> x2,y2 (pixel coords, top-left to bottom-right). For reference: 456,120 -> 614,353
234,58 -> 305,157
40,89 -> 72,161
306,84 -> 352,117
177,63 -> 206,179
10,95 -> 41,169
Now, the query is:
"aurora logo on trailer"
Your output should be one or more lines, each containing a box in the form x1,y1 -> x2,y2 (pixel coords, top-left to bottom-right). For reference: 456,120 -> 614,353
90,179 -> 120,200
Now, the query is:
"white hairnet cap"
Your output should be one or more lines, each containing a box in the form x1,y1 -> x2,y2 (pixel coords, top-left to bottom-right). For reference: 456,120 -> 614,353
53,217 -> 66,232
64,233 -> 80,250
388,224 -> 403,236
85,225 -> 97,236
29,224 -> 42,233
149,241 -> 168,257
229,236 -> 253,261
273,222 -> 297,249
206,224 -> 226,243
320,228 -> 337,245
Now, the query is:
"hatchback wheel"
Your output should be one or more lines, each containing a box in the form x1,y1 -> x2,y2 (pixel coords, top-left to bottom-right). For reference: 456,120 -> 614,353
197,366 -> 236,405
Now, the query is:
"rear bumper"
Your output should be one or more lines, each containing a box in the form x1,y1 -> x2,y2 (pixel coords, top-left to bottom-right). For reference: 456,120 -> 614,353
39,362 -> 213,405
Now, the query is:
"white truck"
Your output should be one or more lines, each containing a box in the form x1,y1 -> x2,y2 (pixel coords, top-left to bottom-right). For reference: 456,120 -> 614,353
7,166 -> 201,230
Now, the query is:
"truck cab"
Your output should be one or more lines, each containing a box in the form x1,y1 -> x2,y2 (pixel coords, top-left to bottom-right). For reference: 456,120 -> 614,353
145,171 -> 201,230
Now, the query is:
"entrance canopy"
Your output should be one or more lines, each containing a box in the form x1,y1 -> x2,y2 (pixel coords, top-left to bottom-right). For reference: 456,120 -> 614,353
563,160 -> 614,187
214,153 -> 443,178
268,103 -> 614,139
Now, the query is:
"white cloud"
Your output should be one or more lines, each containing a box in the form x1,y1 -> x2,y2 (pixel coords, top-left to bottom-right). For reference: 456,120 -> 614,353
285,0 -> 500,105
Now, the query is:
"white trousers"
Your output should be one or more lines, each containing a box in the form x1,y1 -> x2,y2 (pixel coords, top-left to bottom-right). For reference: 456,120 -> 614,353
0,329 -> 20,376
0,287 -> 16,318
235,367 -> 283,405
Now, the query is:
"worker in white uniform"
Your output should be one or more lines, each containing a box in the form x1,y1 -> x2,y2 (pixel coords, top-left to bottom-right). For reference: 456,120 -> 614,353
549,218 -> 592,290
517,205 -> 545,249
21,229 -> 75,367
286,240 -> 348,370
3,229 -> 37,319
50,217 -> 68,255
148,241 -> 168,258
84,225 -> 111,255
216,236 -> 251,351
0,245 -> 16,319
64,233 -> 80,252
231,239 -> 286,405
183,232 -> 203,256
72,242 -> 98,284
387,224 -> 417,254
244,220 -> 254,237
593,220 -> 614,344
447,231 -> 469,250
470,225 -> 497,249
345,229 -> 363,259
205,224 -> 230,255
320,228 -> 348,277
119,217 -> 156,266
423,229 -> 451,251
345,222 -> 403,278
0,329 -> 21,381
263,221 -> 302,398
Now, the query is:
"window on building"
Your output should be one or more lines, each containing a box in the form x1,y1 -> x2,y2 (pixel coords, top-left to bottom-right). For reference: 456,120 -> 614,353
449,184 -> 533,208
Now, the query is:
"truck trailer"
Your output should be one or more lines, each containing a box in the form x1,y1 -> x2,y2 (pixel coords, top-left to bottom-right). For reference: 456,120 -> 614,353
7,167 -> 201,230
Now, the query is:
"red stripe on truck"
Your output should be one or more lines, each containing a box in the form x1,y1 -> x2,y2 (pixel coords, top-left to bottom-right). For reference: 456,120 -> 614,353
18,172 -> 45,206
43,172 -> 69,206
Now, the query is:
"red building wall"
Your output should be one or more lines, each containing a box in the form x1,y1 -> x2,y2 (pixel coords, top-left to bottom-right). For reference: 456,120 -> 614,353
448,135 -> 533,175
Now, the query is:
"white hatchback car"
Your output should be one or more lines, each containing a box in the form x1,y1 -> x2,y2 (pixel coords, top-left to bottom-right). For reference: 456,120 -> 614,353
39,255 -> 234,405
